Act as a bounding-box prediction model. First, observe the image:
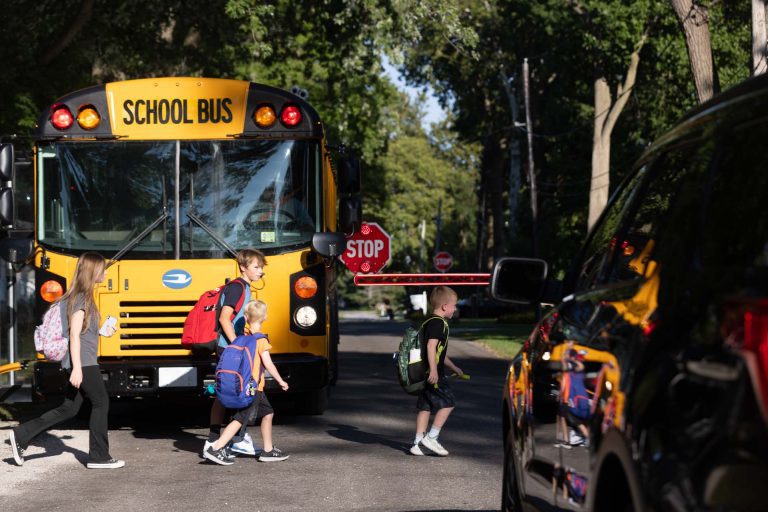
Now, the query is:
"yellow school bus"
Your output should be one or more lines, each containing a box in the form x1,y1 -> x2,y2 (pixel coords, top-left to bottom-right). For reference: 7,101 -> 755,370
1,77 -> 359,413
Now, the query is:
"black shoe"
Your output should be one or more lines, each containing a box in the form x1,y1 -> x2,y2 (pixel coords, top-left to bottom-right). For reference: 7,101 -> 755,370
258,447 -> 289,462
204,445 -> 234,465
9,430 -> 24,466
87,458 -> 125,469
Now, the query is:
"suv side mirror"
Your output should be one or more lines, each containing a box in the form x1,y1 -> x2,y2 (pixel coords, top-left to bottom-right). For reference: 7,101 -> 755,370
491,257 -> 549,305
312,232 -> 347,258
337,156 -> 361,195
339,196 -> 362,234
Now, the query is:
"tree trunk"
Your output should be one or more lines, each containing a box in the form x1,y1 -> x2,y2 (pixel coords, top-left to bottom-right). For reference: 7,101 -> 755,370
38,0 -> 95,66
753,0 -> 768,75
489,138 -> 506,261
670,0 -> 719,102
589,79 -> 611,231
588,40 -> 644,231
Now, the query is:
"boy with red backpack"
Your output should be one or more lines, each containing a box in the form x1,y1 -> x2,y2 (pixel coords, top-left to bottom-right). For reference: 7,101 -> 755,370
207,249 -> 267,454
203,300 -> 290,465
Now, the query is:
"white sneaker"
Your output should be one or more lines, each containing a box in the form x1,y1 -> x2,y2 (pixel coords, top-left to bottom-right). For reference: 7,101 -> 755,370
410,443 -> 425,456
420,435 -> 449,456
230,433 -> 257,456
87,458 -> 125,469
9,430 -> 24,466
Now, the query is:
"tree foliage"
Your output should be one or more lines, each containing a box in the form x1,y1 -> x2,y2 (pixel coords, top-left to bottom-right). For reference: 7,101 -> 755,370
0,0 -> 755,287
396,0 -> 751,274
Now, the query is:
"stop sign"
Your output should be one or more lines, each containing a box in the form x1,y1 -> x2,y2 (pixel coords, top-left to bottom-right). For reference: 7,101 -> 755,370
433,251 -> 453,272
340,222 -> 391,273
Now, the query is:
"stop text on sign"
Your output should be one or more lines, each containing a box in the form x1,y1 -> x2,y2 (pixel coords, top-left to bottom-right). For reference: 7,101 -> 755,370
340,222 -> 391,274
346,239 -> 385,259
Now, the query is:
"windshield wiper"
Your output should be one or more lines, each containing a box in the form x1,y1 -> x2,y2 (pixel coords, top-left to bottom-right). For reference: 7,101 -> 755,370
186,212 -> 238,258
107,212 -> 170,267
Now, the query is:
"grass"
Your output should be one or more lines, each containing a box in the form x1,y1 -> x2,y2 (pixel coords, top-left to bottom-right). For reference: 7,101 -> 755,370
450,318 -> 533,360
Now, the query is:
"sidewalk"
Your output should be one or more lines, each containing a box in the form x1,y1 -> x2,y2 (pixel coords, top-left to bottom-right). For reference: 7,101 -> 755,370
338,310 -> 390,321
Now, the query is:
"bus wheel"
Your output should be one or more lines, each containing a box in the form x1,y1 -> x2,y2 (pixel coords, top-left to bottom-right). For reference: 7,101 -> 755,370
300,386 -> 329,415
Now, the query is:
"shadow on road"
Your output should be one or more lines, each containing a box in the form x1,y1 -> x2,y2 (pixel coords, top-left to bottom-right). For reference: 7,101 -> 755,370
326,423 -> 411,453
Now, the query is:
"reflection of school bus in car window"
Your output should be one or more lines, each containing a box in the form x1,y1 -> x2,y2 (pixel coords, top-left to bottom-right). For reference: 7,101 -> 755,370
18,78 -> 361,413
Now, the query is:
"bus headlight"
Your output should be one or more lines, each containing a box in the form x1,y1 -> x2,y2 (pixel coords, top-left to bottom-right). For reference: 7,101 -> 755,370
294,306 -> 317,327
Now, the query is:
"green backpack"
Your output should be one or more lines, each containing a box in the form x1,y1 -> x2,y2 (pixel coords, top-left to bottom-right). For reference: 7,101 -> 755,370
394,316 -> 448,395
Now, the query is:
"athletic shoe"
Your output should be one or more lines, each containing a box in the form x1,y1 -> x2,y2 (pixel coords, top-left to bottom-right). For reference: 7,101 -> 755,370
9,430 -> 24,466
420,435 -> 449,456
203,445 -> 234,466
569,431 -> 588,447
230,433 -> 257,456
203,440 -> 235,462
87,459 -> 125,469
258,447 -> 289,462
410,443 -> 425,456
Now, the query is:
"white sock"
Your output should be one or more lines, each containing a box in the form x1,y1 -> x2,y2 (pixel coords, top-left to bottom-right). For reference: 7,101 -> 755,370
414,432 -> 424,445
428,426 -> 441,439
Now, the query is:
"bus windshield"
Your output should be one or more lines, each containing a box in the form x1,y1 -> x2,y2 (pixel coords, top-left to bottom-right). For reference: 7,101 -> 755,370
37,139 -> 321,258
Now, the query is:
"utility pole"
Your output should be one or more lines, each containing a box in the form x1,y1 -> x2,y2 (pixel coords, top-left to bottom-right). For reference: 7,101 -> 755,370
522,58 -> 538,256
419,219 -> 427,273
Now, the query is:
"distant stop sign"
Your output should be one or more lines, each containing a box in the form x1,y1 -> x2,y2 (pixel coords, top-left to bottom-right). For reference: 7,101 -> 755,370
341,222 -> 391,273
433,251 -> 453,272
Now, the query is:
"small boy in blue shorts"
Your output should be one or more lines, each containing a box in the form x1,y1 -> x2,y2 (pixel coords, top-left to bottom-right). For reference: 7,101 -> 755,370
410,286 -> 463,456
203,300 -> 290,465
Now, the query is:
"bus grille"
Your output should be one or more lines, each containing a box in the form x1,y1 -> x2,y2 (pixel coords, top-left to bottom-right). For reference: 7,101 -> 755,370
117,300 -> 196,351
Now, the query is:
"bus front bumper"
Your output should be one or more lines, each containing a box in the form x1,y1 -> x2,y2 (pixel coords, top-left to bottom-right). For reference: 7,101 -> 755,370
32,353 -> 329,400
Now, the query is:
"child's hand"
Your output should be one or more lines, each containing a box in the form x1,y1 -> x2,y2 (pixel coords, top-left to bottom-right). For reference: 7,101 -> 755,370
279,380 -> 289,391
453,367 -> 464,378
427,372 -> 439,385
69,367 -> 83,388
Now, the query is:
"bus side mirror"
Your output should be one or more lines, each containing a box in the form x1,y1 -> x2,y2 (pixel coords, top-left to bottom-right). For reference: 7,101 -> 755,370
0,188 -> 13,227
0,144 -> 14,228
0,236 -> 33,264
337,156 -> 361,195
312,232 -> 347,258
339,196 -> 362,234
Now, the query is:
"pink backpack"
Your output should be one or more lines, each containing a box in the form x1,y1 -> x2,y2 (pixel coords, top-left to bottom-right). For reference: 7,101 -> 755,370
33,302 -> 69,362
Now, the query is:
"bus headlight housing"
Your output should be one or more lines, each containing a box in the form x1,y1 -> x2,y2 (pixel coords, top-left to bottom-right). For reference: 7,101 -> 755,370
294,276 -> 318,299
294,306 -> 317,328
40,280 -> 64,302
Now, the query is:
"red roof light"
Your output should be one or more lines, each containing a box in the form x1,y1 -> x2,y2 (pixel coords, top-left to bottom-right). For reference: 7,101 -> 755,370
281,105 -> 302,127
51,105 -> 74,130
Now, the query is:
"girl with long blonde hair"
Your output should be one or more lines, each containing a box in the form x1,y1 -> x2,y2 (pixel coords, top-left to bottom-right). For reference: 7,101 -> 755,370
9,252 -> 125,469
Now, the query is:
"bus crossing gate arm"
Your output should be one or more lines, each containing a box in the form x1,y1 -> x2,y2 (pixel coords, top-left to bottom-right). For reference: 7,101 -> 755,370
0,360 -> 30,376
353,273 -> 490,287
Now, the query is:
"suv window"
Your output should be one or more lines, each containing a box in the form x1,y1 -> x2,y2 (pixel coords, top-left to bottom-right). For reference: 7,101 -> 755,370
573,166 -> 649,291
610,140 -> 714,282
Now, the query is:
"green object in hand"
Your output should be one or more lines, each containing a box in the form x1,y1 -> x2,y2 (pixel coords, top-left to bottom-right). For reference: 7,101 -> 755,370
453,373 -> 470,380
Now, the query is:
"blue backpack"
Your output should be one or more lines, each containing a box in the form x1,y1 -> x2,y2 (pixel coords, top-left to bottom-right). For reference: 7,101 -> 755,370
566,371 -> 591,419
215,333 -> 265,409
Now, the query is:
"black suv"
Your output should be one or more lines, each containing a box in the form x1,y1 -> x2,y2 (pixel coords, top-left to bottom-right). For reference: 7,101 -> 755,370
492,75 -> 768,511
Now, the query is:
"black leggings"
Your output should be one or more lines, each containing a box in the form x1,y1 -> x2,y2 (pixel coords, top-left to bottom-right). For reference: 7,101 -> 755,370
13,365 -> 111,463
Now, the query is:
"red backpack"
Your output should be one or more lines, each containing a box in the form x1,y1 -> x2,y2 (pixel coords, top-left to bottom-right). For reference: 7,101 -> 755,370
181,279 -> 246,352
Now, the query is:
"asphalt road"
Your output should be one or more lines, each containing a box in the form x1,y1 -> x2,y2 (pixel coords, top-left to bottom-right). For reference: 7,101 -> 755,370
1,317 -> 507,511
